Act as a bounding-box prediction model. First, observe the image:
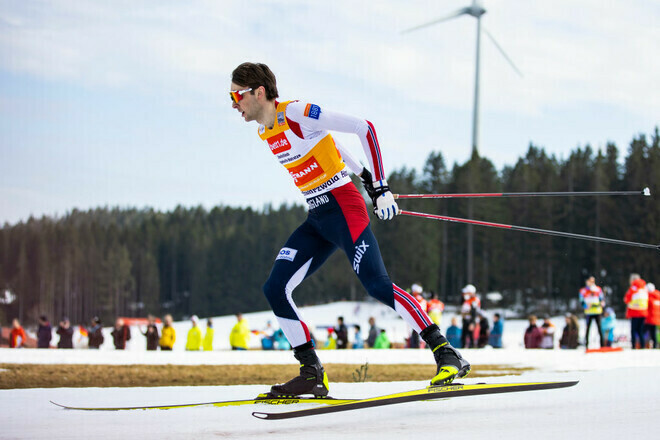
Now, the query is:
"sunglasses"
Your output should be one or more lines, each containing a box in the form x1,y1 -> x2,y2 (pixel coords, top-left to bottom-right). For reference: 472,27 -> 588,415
229,88 -> 253,104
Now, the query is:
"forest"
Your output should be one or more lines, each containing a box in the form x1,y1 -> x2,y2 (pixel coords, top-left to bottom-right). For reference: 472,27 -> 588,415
1,129 -> 658,326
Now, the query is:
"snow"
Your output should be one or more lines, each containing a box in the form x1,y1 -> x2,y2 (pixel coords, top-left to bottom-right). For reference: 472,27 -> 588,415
2,301 -> 659,440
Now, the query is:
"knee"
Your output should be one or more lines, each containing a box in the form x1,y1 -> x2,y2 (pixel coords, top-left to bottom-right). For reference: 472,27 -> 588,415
262,276 -> 285,307
364,276 -> 394,308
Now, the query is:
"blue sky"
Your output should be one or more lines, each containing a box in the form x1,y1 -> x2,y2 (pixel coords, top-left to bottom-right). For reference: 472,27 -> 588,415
1,0 -> 659,225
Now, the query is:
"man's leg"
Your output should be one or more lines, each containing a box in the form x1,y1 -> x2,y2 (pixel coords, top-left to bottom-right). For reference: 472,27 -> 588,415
262,220 -> 336,397
594,315 -> 603,347
584,316 -> 593,349
342,224 -> 470,385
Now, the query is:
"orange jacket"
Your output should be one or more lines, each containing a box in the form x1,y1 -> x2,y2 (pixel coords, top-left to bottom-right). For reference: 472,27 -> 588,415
10,326 -> 27,348
624,279 -> 648,318
645,289 -> 660,326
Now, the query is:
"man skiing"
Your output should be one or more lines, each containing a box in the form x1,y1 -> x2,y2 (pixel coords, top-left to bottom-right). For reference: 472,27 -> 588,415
230,62 -> 470,397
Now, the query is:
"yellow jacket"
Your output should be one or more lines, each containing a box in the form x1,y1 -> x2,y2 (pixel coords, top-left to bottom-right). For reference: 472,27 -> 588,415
203,328 -> 214,351
159,325 -> 176,349
186,326 -> 202,351
229,319 -> 251,349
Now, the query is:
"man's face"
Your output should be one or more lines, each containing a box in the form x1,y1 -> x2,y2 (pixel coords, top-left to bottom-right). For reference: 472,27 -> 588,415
230,82 -> 258,122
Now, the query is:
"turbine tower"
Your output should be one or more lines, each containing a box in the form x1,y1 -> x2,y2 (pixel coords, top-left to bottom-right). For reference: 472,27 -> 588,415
402,0 -> 522,155
403,1 -> 521,285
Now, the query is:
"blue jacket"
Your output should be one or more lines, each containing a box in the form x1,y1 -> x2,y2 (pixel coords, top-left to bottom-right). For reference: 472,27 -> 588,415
489,320 -> 503,348
446,325 -> 462,348
601,314 -> 616,343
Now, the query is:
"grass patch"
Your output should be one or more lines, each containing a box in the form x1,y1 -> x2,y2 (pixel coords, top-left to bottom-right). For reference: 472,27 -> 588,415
0,363 -> 533,389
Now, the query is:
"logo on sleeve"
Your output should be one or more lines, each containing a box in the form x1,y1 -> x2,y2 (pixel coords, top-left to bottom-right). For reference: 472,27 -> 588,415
303,103 -> 321,120
276,247 -> 298,262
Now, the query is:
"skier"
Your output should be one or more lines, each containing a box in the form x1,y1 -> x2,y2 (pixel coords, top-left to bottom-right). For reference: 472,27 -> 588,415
579,276 -> 605,348
229,62 -> 470,397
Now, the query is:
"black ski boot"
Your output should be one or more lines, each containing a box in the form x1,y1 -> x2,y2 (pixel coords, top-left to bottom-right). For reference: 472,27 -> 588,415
269,342 -> 329,398
421,324 -> 471,386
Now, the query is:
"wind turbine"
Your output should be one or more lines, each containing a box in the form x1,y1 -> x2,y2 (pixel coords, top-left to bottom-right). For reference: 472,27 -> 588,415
402,0 -> 522,155
403,1 -> 522,285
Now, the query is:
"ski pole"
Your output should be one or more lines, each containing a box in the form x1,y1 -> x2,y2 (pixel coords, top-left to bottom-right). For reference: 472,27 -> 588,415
394,187 -> 651,199
399,210 -> 660,251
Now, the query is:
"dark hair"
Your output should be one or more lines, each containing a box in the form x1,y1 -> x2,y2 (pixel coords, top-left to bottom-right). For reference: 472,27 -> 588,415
231,62 -> 279,100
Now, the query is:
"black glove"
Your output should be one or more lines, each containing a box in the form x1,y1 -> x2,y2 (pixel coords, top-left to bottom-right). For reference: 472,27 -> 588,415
360,168 -> 384,205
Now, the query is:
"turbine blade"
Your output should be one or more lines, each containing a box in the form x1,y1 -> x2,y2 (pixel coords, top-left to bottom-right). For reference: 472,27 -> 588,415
401,8 -> 470,34
482,26 -> 523,77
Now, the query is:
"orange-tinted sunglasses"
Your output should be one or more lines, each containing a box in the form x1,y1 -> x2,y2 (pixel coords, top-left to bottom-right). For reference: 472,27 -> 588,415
229,88 -> 253,104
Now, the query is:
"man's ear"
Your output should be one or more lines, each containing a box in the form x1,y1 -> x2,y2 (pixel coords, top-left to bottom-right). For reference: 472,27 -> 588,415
255,85 -> 265,100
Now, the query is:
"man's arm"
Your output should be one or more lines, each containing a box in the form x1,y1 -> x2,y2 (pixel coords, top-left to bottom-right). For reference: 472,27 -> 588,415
286,102 -> 385,180
286,102 -> 400,220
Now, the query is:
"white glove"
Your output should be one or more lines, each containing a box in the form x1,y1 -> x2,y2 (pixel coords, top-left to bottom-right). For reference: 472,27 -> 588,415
373,180 -> 400,220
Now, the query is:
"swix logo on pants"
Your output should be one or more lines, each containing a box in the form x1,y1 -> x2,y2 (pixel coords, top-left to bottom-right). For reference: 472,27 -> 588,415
353,240 -> 369,274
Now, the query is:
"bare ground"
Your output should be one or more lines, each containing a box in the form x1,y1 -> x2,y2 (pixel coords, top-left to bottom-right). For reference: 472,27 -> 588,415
0,363 -> 532,389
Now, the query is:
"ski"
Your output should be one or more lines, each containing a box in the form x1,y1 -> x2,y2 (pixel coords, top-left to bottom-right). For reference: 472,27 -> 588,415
252,380 -> 579,420
50,393 -> 356,411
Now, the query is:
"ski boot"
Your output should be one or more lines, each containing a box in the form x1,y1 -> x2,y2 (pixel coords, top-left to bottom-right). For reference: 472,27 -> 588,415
269,342 -> 330,398
421,324 -> 471,386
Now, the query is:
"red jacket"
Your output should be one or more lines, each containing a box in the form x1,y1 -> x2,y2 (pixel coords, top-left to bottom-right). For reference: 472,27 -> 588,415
624,279 -> 648,318
645,289 -> 660,326
10,326 -> 27,348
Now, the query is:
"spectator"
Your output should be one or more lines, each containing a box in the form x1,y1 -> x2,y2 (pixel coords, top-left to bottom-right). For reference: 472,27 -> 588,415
477,314 -> 490,348
273,328 -> 290,350
261,321 -> 276,350
141,315 -> 159,351
644,283 -> 659,348
37,315 -> 52,349
540,315 -> 556,349
579,276 -> 605,349
229,313 -> 250,350
559,314 -> 579,349
409,284 -> 427,348
623,273 -> 648,349
57,318 -> 74,349
203,318 -> 214,351
159,314 -> 175,350
335,316 -> 348,349
352,325 -> 364,349
373,329 -> 391,349
9,318 -> 27,348
88,316 -> 104,349
524,315 -> 543,349
601,308 -> 616,347
446,316 -> 462,348
366,316 -> 380,348
488,313 -> 503,348
111,318 -> 131,350
460,284 -> 480,348
323,328 -> 337,349
186,315 -> 203,351
427,292 -> 445,328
